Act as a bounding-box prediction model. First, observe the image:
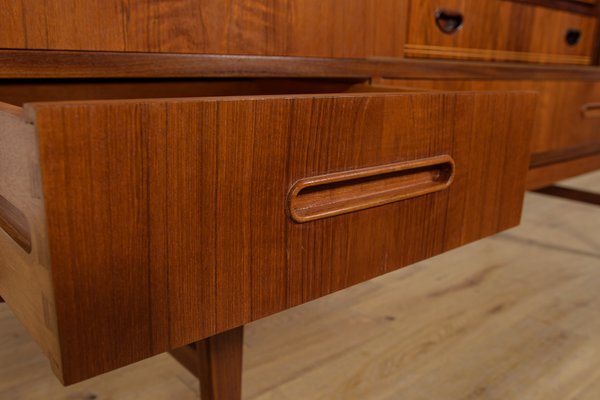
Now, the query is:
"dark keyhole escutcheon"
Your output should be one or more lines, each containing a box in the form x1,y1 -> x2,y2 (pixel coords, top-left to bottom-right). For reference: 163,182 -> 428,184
435,10 -> 464,34
565,29 -> 581,46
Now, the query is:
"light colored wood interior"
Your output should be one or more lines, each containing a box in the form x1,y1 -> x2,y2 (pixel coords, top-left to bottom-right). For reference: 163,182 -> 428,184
1,170 -> 598,399
0,103 -> 61,380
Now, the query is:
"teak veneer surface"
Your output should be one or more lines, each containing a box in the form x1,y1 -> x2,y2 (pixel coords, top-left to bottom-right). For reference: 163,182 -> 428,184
0,0 -> 407,58
3,171 -> 600,398
405,0 -> 598,65
380,79 -> 600,155
527,153 -> 600,188
5,50 -> 600,80
510,0 -> 597,15
0,91 -> 534,384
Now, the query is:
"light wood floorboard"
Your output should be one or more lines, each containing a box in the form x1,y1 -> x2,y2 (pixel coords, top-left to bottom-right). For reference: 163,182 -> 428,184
1,171 -> 599,399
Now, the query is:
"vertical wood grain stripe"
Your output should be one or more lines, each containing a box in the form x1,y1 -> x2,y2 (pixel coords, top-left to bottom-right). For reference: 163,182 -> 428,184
30,92 -> 535,384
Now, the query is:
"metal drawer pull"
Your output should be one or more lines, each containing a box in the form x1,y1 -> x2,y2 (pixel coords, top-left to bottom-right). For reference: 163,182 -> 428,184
288,155 -> 455,223
435,9 -> 464,34
581,103 -> 600,119
0,194 -> 31,253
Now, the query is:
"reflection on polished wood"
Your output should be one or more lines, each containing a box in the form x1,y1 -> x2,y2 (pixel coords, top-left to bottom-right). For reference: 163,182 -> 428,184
0,171 -> 599,399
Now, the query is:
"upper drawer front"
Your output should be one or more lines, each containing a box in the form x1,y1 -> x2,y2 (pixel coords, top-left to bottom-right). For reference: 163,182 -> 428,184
1,91 -> 535,383
405,0 -> 598,65
1,0 -> 406,58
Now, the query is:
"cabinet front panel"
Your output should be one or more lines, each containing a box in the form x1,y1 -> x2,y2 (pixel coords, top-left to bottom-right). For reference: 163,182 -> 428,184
0,0 -> 407,58
405,0 -> 598,65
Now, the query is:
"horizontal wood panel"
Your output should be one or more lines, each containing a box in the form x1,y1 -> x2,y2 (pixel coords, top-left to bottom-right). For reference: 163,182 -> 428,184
405,0 -> 598,65
508,0 -> 597,15
380,79 -> 600,154
531,143 -> 600,167
0,0 -> 406,58
527,153 -> 600,188
20,91 -> 534,383
4,50 -> 600,81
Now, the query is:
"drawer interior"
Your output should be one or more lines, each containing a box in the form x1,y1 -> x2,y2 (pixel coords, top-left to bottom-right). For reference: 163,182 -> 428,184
0,78 -> 414,107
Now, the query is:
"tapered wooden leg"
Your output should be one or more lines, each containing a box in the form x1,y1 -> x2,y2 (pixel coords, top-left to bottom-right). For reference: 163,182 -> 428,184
197,326 -> 244,400
169,326 -> 244,400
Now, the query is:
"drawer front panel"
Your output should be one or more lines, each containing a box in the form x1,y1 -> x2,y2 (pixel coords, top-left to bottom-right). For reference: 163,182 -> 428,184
381,79 -> 600,156
0,0 -> 406,58
15,91 -> 535,383
405,0 -> 598,65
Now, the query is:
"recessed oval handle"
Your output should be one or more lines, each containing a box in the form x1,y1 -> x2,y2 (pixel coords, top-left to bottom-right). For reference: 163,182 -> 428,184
581,103 -> 600,119
287,155 -> 455,223
565,29 -> 581,46
435,9 -> 464,34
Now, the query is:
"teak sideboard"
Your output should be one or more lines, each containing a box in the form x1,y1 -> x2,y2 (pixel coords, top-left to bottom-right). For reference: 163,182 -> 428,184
0,1 -> 599,398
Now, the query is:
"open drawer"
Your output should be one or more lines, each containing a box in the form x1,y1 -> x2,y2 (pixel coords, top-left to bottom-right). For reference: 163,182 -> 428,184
0,80 -> 535,384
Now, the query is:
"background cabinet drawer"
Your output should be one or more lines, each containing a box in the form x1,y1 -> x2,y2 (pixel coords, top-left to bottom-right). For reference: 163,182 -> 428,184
381,79 -> 600,154
405,0 -> 598,65
380,79 -> 600,187
0,84 -> 535,384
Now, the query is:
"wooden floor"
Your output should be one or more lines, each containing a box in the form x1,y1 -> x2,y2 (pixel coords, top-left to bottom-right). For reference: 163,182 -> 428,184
1,171 -> 599,400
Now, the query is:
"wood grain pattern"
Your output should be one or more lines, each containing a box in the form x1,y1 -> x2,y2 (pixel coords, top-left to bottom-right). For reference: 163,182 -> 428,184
197,327 -> 244,400
2,173 -> 600,398
507,0 -> 596,15
287,156 -> 455,223
530,143 -> 600,167
1,90 -> 534,384
379,79 -> 600,155
0,103 -> 61,379
405,0 -> 598,64
5,50 -> 600,80
0,0 -> 407,58
527,153 -> 600,188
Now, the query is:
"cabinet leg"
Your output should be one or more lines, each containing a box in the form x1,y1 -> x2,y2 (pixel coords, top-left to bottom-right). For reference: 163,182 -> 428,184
169,326 -> 244,399
533,185 -> 600,206
197,326 -> 244,400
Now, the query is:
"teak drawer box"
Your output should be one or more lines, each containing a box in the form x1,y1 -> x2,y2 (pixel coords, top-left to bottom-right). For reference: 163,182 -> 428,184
0,85 -> 535,384
405,0 -> 598,65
